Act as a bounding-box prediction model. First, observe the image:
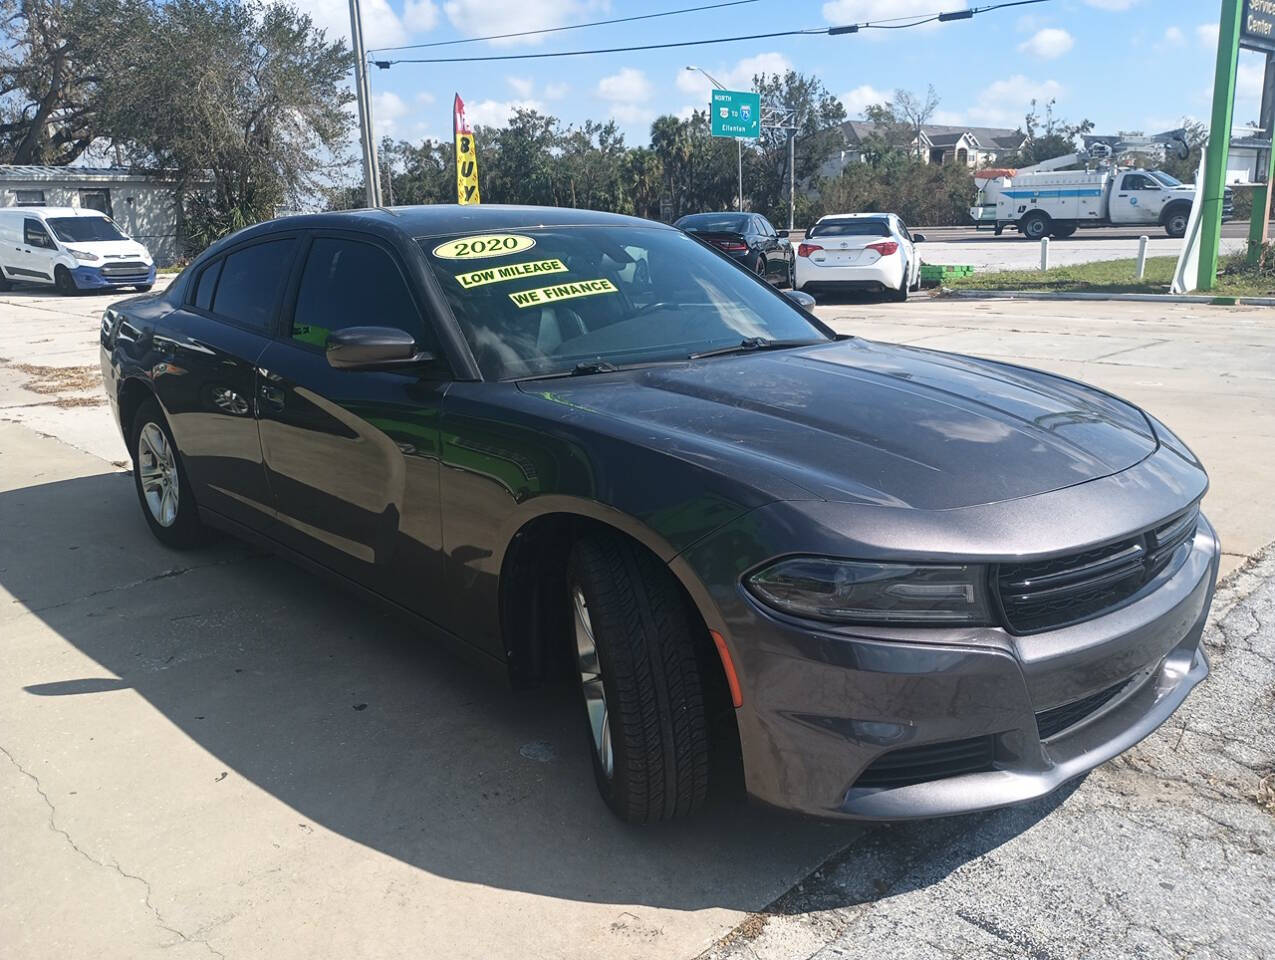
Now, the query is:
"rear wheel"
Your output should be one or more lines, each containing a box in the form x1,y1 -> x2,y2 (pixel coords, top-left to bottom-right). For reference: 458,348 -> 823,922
887,274 -> 909,302
130,398 -> 206,548
53,265 -> 77,295
0,272 -> 11,292
754,255 -> 768,281
1020,211 -> 1051,241
567,532 -> 711,823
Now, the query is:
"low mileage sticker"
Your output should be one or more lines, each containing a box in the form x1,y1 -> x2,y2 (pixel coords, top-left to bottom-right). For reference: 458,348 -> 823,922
432,234 -> 536,259
455,258 -> 568,289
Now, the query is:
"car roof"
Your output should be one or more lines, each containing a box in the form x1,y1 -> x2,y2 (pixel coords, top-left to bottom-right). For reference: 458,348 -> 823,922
6,206 -> 102,219
817,213 -> 893,221
263,204 -> 671,239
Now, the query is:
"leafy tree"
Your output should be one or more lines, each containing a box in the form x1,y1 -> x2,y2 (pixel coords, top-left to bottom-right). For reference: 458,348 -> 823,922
1002,99 -> 1094,168
622,146 -> 664,220
0,0 -> 148,163
650,110 -> 736,217
895,85 -> 940,161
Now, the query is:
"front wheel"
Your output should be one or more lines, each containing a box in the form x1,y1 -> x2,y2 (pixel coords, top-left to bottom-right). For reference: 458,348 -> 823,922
1020,212 -> 1051,241
567,532 -> 712,823
1165,208 -> 1189,239
54,265 -> 78,295
131,398 -> 207,548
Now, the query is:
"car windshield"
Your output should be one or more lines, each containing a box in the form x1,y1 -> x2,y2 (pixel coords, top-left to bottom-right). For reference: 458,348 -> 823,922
46,216 -> 127,243
808,219 -> 890,238
675,214 -> 751,233
1150,170 -> 1183,187
422,225 -> 828,380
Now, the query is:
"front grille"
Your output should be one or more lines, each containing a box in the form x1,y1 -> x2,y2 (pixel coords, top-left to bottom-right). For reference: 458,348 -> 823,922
1035,678 -> 1130,740
853,735 -> 995,789
101,260 -> 148,276
995,506 -> 1198,634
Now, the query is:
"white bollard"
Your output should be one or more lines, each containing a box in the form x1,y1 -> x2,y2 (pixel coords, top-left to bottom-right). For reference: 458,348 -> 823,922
1136,235 -> 1149,280
1040,236 -> 1050,272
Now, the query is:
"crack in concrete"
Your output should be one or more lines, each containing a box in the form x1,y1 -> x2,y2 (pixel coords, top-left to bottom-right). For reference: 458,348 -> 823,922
0,744 -> 226,959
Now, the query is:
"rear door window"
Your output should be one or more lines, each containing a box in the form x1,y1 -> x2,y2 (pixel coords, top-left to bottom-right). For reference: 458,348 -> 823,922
210,238 -> 297,331
193,259 -> 223,310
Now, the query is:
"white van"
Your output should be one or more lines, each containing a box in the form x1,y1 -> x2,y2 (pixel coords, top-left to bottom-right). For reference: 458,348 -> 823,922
0,207 -> 156,295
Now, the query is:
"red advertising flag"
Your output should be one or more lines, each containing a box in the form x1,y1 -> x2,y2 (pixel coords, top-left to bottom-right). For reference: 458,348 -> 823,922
454,93 -> 480,204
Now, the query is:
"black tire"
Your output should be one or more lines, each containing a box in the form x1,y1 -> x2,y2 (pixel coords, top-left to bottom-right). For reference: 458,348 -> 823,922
1164,207 -> 1189,239
1020,211 -> 1051,241
887,274 -> 909,302
54,265 -> 77,295
1050,223 -> 1077,239
754,255 -> 768,281
785,257 -> 795,289
566,532 -> 711,823
993,223 -> 1004,236
130,398 -> 207,548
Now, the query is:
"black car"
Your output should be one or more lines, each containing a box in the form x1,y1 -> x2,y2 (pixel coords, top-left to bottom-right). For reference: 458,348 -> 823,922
674,211 -> 793,287
102,205 -> 1218,825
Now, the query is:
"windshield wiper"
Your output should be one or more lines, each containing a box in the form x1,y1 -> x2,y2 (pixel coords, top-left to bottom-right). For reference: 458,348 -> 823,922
688,337 -> 826,360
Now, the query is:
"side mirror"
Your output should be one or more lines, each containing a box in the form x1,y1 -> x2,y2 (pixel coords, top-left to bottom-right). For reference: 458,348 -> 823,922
912,233 -> 927,242
784,289 -> 817,310
326,326 -> 433,370
778,235 -> 791,246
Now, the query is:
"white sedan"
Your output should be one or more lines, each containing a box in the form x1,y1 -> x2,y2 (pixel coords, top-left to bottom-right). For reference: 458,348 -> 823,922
793,213 -> 925,302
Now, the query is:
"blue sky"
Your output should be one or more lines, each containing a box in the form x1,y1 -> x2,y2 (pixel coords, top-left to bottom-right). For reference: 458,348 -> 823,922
294,0 -> 1267,146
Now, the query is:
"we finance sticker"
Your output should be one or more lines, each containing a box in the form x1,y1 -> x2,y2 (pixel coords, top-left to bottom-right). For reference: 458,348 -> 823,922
456,258 -> 568,290
509,278 -> 618,309
432,234 -> 536,260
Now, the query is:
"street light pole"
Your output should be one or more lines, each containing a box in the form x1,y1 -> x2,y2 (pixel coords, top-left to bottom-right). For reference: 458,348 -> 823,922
348,0 -> 382,208
686,66 -> 743,211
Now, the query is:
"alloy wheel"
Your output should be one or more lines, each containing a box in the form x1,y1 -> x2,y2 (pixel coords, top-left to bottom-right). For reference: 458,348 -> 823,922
137,422 -> 179,527
572,583 -> 613,778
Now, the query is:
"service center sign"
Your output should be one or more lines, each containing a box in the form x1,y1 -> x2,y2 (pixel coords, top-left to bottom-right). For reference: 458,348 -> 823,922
710,89 -> 761,139
1243,0 -> 1275,53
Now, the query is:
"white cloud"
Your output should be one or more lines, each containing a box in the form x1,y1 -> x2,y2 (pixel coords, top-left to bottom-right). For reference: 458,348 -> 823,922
840,84 -> 888,117
1237,61 -> 1266,101
463,97 -> 543,127
1083,0 -> 1138,8
544,82 -> 570,100
1163,25 -> 1184,46
822,0 -> 966,27
371,90 -> 410,138
932,108 -> 966,125
1197,23 -> 1220,48
676,104 -> 700,122
294,0 -> 408,49
597,67 -> 652,103
403,0 -> 439,32
676,52 -> 793,100
507,75 -> 535,98
416,91 -> 435,105
609,104 -> 656,127
443,0 -> 590,46
967,75 -> 1064,127
1019,27 -> 1073,59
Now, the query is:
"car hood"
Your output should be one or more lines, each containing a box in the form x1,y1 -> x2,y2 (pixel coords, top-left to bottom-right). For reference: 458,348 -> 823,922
66,239 -> 151,260
519,339 -> 1158,510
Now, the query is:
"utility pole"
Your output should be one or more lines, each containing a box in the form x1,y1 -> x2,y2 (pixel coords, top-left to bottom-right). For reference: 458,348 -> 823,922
1248,51 -> 1275,261
348,0 -> 382,208
788,129 -> 795,231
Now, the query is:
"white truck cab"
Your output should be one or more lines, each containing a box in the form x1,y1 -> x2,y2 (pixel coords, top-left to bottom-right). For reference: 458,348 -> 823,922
0,206 -> 156,294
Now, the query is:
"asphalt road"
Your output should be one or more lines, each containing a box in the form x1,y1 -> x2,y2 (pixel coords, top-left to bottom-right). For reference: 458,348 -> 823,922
1,281 -> 1272,959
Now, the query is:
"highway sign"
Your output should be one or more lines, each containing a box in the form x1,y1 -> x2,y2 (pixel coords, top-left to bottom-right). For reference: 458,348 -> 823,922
709,89 -> 760,139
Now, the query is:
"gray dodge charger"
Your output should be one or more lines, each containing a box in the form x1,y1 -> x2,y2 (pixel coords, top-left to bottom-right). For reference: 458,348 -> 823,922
101,206 -> 1219,824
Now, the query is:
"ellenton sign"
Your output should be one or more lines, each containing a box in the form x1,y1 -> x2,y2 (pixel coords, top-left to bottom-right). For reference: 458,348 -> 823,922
1243,0 -> 1275,52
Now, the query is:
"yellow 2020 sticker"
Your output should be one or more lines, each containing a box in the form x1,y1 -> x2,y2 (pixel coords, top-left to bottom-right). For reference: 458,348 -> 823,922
509,278 -> 618,309
456,258 -> 568,290
432,234 -> 536,260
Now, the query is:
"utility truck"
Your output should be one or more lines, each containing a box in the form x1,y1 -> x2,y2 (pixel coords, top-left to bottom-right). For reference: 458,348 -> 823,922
970,132 -> 1229,240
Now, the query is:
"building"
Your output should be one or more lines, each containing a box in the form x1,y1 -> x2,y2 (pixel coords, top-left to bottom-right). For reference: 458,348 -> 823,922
826,121 -> 1025,175
0,165 -> 188,264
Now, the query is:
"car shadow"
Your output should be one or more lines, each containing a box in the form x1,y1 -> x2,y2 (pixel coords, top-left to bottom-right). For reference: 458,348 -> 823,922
2,469 -> 1062,914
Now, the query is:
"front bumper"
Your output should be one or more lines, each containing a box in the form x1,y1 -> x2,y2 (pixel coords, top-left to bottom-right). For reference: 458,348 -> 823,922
679,503 -> 1219,821
71,263 -> 156,290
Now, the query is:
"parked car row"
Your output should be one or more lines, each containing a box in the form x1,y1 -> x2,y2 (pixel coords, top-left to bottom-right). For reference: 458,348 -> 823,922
674,209 -> 926,303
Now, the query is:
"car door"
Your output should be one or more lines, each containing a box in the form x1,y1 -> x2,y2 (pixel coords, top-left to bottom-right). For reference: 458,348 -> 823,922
15,217 -> 57,283
255,231 -> 450,616
755,216 -> 784,281
153,234 -> 298,530
1114,173 -> 1163,225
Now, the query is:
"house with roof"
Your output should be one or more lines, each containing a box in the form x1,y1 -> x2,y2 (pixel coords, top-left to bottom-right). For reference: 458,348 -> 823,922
822,121 -> 1025,177
0,165 -> 192,264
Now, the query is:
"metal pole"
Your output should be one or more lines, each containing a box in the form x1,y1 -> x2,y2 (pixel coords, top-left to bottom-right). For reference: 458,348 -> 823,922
737,138 -> 743,211
1136,235 -> 1149,279
1247,51 -> 1275,262
789,128 -> 795,231
348,0 -> 382,208
1040,236 -> 1049,271
1198,0 -> 1242,290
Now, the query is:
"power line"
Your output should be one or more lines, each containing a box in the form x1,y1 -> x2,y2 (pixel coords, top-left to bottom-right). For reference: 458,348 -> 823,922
368,0 -> 764,55
373,0 -> 1052,67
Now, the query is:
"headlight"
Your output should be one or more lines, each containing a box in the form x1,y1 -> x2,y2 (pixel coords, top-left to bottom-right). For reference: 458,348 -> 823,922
67,248 -> 100,262
746,557 -> 992,625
